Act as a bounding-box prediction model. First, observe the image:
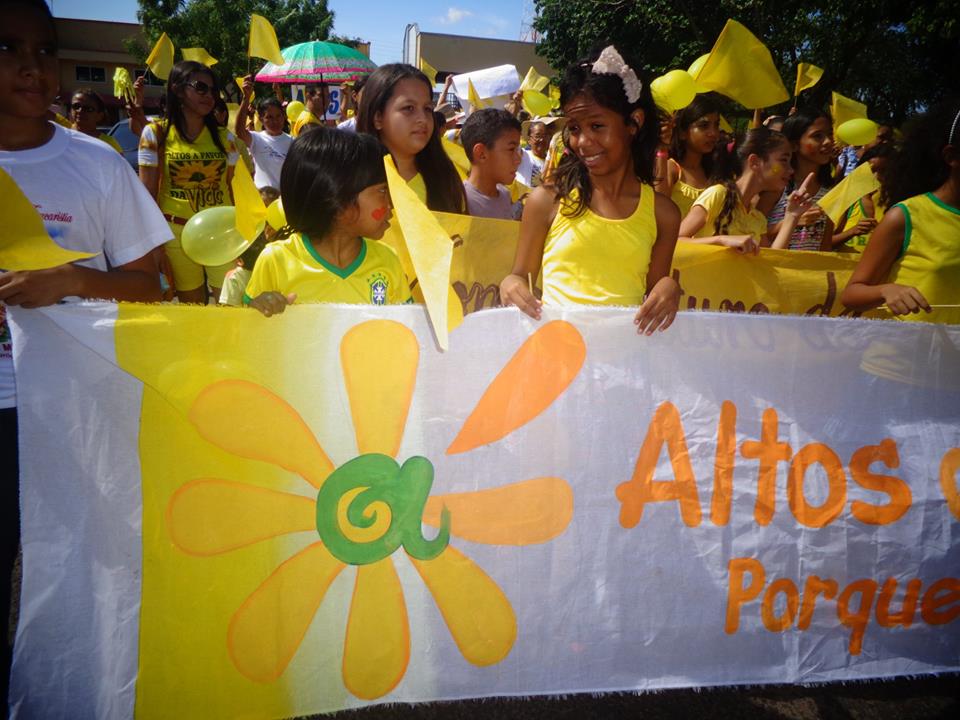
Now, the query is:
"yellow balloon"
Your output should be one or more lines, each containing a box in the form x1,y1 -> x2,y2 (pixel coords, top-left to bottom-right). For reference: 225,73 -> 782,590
688,54 -> 711,93
522,90 -> 554,117
837,118 -> 878,147
650,70 -> 697,113
265,198 -> 286,230
181,206 -> 250,266
286,100 -> 305,122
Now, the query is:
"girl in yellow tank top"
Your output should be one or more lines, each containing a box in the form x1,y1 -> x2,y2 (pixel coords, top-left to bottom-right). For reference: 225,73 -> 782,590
500,45 -> 681,335
654,94 -> 725,218
842,101 -> 960,323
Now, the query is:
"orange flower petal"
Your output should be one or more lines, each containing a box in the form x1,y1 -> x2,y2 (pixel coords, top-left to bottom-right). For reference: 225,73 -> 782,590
409,546 -> 516,666
423,477 -> 573,545
340,320 -> 419,457
167,479 -> 316,556
446,321 -> 585,455
227,542 -> 345,682
342,559 -> 410,699
189,380 -> 334,489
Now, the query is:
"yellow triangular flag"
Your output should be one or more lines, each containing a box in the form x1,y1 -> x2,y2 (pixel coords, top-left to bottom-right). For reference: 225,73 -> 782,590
248,14 -> 285,66
818,162 -> 880,227
695,19 -> 789,109
467,79 -> 487,111
442,137 -> 470,180
182,47 -> 218,67
235,76 -> 247,99
794,63 -> 823,98
230,158 -> 267,242
382,156 -> 462,349
0,168 -> 95,270
420,57 -> 438,86
521,90 -> 554,117
145,32 -> 174,82
831,91 -> 868,128
519,66 -> 550,93
719,114 -> 733,133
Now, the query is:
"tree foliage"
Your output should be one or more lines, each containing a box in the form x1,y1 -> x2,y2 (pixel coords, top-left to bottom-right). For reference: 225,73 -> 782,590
126,1 -> 336,99
532,0 -> 960,123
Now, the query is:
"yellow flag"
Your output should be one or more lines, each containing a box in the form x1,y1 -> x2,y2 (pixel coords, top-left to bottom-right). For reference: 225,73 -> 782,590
521,91 -> 553,117
113,67 -> 135,104
467,79 -> 486,111
695,19 -> 789,109
442,137 -> 470,180
519,66 -> 550,93
382,156 -> 462,349
794,63 -> 823,97
420,57 -> 438,86
831,91 -> 868,128
145,32 -> 174,82
719,114 -> 733,133
547,84 -> 560,106
817,162 -> 880,227
0,168 -> 95,270
248,14 -> 285,66
182,47 -> 218,67
230,157 -> 267,242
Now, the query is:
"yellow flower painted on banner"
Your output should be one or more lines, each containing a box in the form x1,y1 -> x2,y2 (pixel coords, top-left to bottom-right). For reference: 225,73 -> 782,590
170,159 -> 220,189
166,319 -> 584,700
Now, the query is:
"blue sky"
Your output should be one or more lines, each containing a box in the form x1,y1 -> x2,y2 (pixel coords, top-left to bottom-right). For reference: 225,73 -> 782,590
49,1 -> 532,65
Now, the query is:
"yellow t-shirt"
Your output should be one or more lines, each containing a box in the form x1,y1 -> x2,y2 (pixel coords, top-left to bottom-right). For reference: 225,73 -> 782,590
888,192 -> 960,323
292,111 -> 322,138
98,132 -> 123,154
541,185 -> 657,306
139,121 -> 237,220
692,184 -> 768,241
243,234 -> 412,306
669,159 -> 704,219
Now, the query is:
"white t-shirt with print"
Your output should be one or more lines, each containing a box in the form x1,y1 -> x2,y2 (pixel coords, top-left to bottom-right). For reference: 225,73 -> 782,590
0,123 -> 172,408
247,130 -> 292,190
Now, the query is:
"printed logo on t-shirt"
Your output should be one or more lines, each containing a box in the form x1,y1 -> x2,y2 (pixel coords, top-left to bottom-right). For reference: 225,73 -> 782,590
368,273 -> 388,305
167,152 -> 227,213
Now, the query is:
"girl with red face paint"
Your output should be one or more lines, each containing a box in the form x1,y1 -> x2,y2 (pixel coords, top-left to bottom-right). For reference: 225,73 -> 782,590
500,45 -> 681,335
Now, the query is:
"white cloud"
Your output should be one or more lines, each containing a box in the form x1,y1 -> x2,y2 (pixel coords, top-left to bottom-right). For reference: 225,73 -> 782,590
438,7 -> 473,25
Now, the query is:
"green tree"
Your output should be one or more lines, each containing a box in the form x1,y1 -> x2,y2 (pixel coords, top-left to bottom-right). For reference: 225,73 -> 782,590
125,1 -> 337,99
532,0 -> 959,123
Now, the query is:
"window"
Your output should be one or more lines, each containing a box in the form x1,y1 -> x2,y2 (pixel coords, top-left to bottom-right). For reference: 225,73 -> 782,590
75,65 -> 106,83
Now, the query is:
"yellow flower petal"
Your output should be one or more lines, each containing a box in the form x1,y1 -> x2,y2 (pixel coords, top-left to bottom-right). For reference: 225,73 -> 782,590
228,542 -> 345,683
423,477 -> 573,545
446,321 -> 585,455
342,559 -> 410,699
167,479 -> 316,556
410,546 -> 516,666
189,380 -> 334,489
340,321 -> 419,457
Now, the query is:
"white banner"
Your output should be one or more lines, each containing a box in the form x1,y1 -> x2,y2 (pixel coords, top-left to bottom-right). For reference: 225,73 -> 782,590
9,304 -> 960,719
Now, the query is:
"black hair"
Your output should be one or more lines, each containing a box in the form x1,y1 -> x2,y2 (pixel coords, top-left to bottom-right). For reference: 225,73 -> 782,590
257,96 -> 283,116
356,63 -> 466,213
714,127 -> 789,234
552,45 -> 658,217
6,0 -> 56,41
158,61 -> 226,155
278,127 -> 387,241
71,88 -> 105,113
878,98 -> 960,207
460,108 -> 522,162
352,75 -> 367,94
669,92 -> 726,182
858,142 -> 894,166
782,107 -> 834,189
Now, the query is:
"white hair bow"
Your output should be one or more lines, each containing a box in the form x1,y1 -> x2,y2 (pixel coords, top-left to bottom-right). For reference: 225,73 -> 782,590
591,46 -> 643,104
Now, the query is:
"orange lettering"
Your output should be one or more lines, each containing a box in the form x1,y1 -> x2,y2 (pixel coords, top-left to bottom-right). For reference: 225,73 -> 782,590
837,579 -> 878,655
616,402 -> 702,528
920,578 -> 960,625
710,401 -> 737,526
741,408 -> 792,526
761,578 -> 799,631
849,439 -> 911,525
798,575 -> 838,630
875,578 -> 921,628
725,557 -> 765,633
788,443 -> 846,528
939,448 -> 960,520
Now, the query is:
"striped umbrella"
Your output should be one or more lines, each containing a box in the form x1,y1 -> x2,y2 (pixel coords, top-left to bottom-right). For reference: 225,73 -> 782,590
254,41 -> 377,84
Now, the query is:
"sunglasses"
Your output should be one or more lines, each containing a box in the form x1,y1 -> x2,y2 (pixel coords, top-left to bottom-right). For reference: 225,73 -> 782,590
71,102 -> 97,113
185,80 -> 214,95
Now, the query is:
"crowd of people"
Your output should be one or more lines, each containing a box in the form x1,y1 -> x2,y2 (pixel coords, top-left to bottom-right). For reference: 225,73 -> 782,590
1,0 -> 959,705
